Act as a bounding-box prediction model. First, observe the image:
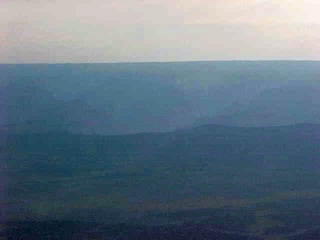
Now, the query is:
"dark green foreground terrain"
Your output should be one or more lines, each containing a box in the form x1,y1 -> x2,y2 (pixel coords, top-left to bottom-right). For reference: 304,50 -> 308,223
2,123 -> 320,239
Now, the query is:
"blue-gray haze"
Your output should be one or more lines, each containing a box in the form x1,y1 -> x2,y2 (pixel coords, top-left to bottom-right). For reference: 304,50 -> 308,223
1,61 -> 320,134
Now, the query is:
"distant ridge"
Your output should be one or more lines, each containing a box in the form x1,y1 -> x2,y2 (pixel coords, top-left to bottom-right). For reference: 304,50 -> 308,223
195,86 -> 320,128
183,122 -> 320,132
2,62 -> 320,135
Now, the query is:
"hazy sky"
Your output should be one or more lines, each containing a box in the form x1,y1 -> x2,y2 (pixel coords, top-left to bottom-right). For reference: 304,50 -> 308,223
1,0 -> 320,63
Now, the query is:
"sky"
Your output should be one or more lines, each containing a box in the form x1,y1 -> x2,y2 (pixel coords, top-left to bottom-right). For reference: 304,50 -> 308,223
1,0 -> 320,63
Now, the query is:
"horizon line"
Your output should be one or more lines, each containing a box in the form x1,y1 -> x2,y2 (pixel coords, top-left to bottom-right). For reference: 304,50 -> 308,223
1,59 -> 320,65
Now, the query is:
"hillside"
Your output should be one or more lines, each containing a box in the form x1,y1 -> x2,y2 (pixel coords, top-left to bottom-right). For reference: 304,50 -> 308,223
2,61 -> 320,134
196,86 -> 320,127
3,123 -> 320,238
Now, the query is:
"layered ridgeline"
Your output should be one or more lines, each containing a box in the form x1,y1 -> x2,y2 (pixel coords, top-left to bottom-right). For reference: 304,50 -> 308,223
2,62 -> 320,238
3,124 -> 320,238
1,61 -> 320,134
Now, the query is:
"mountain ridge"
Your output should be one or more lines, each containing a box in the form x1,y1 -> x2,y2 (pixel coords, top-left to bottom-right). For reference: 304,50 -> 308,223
3,62 -> 320,135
